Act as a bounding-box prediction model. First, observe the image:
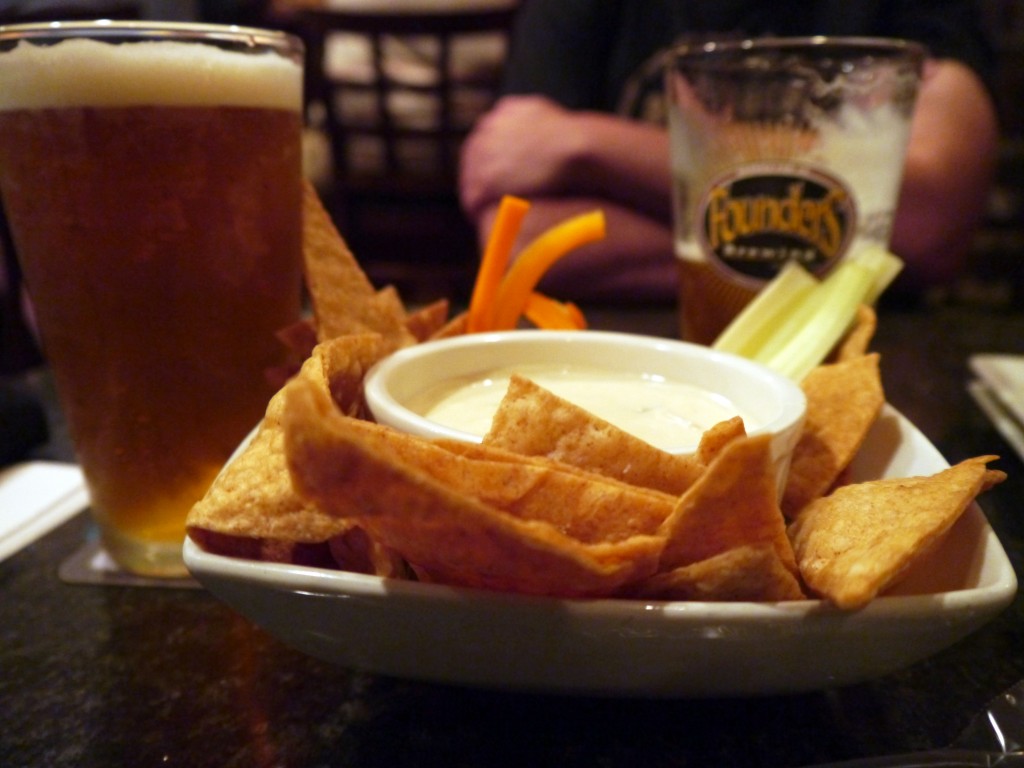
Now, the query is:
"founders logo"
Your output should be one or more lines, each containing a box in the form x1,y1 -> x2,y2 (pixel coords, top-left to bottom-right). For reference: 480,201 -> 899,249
698,163 -> 856,284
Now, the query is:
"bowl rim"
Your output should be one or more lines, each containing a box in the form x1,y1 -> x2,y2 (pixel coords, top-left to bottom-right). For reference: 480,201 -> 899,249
363,329 -> 807,449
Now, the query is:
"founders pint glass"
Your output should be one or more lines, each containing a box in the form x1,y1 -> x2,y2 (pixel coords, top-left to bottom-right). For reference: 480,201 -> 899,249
0,23 -> 305,576
666,37 -> 924,344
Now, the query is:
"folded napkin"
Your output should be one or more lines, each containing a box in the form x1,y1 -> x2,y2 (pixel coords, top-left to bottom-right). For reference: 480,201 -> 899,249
968,354 -> 1024,463
0,461 -> 88,563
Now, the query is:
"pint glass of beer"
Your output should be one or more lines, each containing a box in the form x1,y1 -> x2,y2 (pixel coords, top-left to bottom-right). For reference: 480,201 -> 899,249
666,38 -> 924,344
0,23 -> 305,576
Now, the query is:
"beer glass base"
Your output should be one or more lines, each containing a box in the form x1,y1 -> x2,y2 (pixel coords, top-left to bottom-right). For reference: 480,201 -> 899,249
101,527 -> 189,579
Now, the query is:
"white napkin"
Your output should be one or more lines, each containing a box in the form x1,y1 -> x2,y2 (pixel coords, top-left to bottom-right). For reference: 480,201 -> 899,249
0,461 -> 89,563
968,354 -> 1024,462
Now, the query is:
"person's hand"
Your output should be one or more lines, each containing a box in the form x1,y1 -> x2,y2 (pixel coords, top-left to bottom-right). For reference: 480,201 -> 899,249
459,95 -> 587,218
460,94 -> 674,225
889,58 -> 998,287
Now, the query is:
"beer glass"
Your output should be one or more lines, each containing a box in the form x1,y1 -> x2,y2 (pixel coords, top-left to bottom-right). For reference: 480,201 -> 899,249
666,37 -> 924,344
0,22 -> 305,576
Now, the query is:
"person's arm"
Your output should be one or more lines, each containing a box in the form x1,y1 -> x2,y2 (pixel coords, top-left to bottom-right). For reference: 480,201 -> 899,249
459,95 -> 672,223
889,58 -> 1000,287
458,95 -> 677,300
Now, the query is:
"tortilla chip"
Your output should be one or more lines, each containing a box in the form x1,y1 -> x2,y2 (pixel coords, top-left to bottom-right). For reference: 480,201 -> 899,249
483,375 -> 721,494
301,181 -> 374,334
635,544 -> 805,602
320,288 -> 416,349
782,353 -> 884,518
316,332 -> 394,418
186,338 -> 405,574
695,416 -> 747,465
433,438 -> 678,515
187,529 -> 334,567
275,318 -> 318,360
372,285 -> 415,338
833,305 -> 877,361
186,354 -> 350,545
404,298 -> 452,342
282,376 -> 668,596
430,310 -> 469,340
788,456 -> 1006,609
301,181 -> 415,347
658,434 -> 796,575
288,376 -> 675,539
327,526 -> 410,579
434,435 -> 658,486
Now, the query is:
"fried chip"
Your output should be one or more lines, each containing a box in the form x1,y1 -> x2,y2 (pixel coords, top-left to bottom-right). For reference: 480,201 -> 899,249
275,318 -> 318,360
301,181 -> 415,348
186,339 -> 404,574
483,375 -> 742,495
301,181 -> 374,333
788,456 -> 1006,609
782,353 -> 884,518
322,288 -> 416,349
282,376 -> 668,596
327,526 -> 410,579
658,434 -> 797,575
695,416 -> 748,465
187,529 -> 343,568
833,304 -> 877,362
635,544 -> 805,602
317,332 -> 394,418
187,353 -> 351,545
404,298 -> 452,342
373,285 -> 414,335
287,375 -> 676,539
430,310 -> 469,340
432,438 -> 678,513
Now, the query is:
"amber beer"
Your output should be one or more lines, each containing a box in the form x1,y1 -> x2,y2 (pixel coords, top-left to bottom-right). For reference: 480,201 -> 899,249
667,38 -> 924,344
0,24 -> 305,576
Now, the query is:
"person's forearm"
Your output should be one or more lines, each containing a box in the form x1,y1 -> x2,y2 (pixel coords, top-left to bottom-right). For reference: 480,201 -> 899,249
889,60 -> 1000,286
459,96 -> 674,223
568,113 -> 673,222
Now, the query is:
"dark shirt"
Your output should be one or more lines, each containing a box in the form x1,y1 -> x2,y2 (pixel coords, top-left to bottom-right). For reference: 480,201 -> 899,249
502,0 -> 995,118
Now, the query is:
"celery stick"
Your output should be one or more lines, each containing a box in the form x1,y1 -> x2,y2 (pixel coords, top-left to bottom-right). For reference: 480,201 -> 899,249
712,261 -> 818,357
761,261 -> 874,380
712,244 -> 903,380
850,244 -> 904,305
746,279 -> 829,366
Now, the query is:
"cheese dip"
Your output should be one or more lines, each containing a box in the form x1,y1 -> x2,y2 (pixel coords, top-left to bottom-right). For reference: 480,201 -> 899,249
407,363 -> 753,452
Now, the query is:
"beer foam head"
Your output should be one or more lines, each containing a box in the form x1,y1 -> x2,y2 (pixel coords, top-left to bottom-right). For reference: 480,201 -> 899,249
0,38 -> 302,112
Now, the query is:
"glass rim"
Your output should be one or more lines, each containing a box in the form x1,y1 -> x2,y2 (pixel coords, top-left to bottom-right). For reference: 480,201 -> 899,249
670,35 -> 927,64
0,20 -> 302,53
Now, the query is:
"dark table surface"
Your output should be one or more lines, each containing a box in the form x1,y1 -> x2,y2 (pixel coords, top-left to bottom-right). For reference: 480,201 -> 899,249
2,298 -> 1023,768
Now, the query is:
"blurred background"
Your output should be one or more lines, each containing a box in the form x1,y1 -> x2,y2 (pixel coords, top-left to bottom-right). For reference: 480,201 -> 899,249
1,0 -> 1023,377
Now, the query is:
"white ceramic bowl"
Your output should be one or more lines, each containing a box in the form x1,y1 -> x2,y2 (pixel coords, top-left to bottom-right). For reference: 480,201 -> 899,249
364,330 -> 807,492
184,404 -> 1017,697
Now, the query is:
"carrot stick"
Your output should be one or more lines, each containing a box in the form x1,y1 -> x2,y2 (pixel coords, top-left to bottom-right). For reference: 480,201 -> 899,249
523,292 -> 587,330
467,196 -> 530,333
489,210 -> 606,331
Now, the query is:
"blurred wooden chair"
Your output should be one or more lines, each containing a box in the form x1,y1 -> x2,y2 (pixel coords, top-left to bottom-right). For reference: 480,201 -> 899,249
296,3 -> 518,300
